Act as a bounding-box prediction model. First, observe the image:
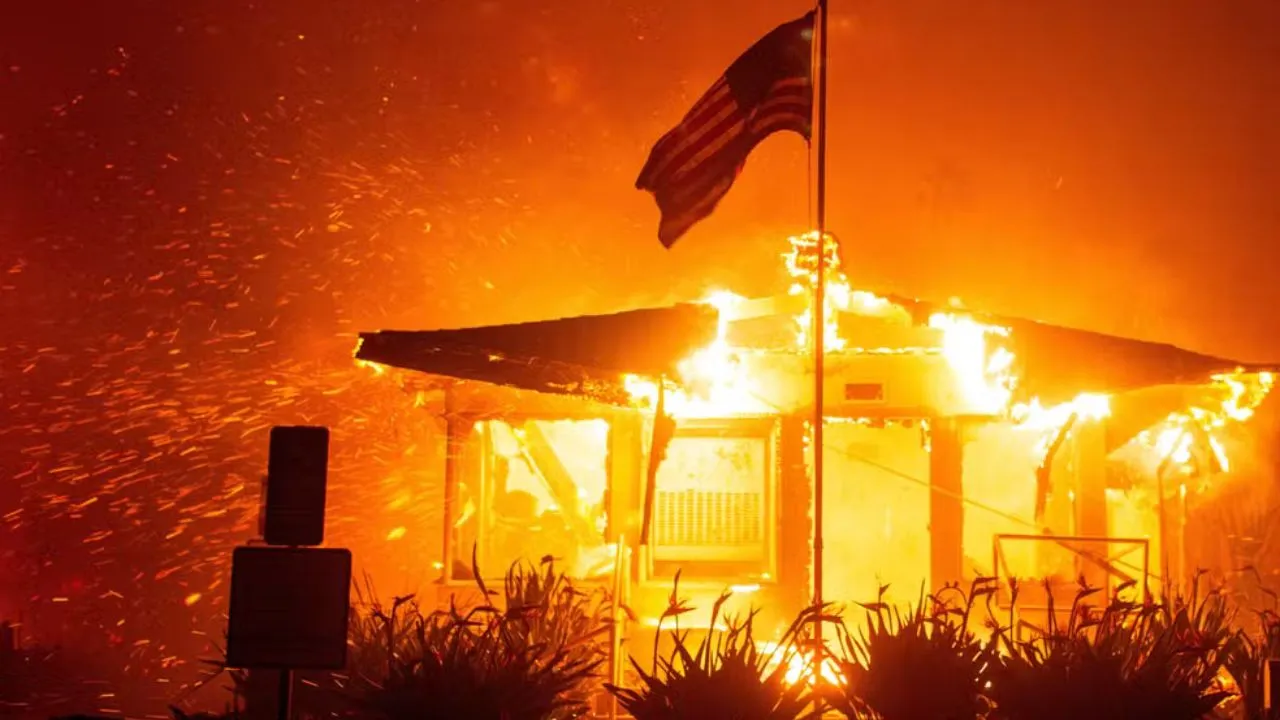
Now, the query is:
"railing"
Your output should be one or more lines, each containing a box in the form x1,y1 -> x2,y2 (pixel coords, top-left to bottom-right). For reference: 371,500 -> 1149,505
991,533 -> 1151,612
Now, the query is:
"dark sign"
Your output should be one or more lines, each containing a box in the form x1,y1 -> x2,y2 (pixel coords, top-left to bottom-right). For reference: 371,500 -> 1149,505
264,426 -> 330,547
226,546 -> 352,670
844,382 -> 885,401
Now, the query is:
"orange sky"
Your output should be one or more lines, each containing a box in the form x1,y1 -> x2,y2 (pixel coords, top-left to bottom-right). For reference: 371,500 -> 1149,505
356,0 -> 1280,361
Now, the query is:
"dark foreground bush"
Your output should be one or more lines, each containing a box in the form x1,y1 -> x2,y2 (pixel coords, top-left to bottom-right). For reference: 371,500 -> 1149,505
1222,591 -> 1280,720
191,554 -> 1280,720
0,645 -> 104,715
823,580 -> 996,720
986,578 -> 1231,720
606,573 -> 826,720
357,554 -> 610,720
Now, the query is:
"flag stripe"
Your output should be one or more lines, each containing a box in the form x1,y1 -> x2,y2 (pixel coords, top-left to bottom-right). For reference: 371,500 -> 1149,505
643,101 -> 744,188
658,112 -> 748,185
651,81 -> 807,188
638,82 -> 735,187
647,88 -> 733,163
663,147 -> 745,211
662,86 -> 810,211
655,151 -> 747,248
658,174 -> 736,247
657,146 -> 743,217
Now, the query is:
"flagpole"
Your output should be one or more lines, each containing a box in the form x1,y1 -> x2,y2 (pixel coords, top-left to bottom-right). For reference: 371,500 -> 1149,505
812,0 -> 830,649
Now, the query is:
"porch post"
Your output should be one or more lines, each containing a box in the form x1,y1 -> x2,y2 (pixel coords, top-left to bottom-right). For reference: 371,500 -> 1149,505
606,410 -> 644,544
929,417 -> 965,591
1073,419 -> 1110,592
441,390 -> 474,582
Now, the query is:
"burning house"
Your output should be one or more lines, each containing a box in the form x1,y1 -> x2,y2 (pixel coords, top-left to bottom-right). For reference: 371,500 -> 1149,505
352,234 -> 1276,638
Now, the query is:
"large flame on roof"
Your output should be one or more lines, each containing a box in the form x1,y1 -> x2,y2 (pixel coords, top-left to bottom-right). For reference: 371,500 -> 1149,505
350,229 -> 1272,466
618,233 -> 1274,480
621,232 -> 1118,429
620,291 -> 773,417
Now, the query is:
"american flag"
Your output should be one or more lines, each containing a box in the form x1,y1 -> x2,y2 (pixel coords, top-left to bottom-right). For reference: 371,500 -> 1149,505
637,12 -> 815,248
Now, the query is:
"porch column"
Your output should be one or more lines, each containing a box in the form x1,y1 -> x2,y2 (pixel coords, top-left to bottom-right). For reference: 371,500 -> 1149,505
606,410 -> 644,544
442,409 -> 476,582
929,417 -> 965,591
1073,419 -> 1110,592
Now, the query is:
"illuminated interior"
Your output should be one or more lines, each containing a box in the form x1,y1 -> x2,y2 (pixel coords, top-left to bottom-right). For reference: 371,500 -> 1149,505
646,419 -> 777,582
452,419 -> 612,580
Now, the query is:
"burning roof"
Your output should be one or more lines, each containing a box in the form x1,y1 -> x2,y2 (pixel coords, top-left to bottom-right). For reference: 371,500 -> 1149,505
880,294 -> 1260,406
354,292 -> 1266,411
353,233 -> 1277,439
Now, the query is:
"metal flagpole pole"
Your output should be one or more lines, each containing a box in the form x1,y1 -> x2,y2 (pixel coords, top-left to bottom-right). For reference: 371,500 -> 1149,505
812,0 -> 831,658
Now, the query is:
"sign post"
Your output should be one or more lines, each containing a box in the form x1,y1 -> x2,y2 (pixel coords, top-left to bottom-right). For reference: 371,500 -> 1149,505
225,426 -> 351,720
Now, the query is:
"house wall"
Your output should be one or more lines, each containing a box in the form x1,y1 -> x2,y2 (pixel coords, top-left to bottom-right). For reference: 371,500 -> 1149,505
414,407 -> 1160,631
819,422 -> 932,606
962,423 -> 1045,579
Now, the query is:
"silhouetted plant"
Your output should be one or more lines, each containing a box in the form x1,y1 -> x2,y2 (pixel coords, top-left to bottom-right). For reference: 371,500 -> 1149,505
823,579 -> 997,720
1221,568 -> 1280,720
986,578 -> 1231,720
358,551 -> 609,720
169,706 -> 239,720
605,571 -> 826,720
1151,573 -> 1236,696
0,644 -> 101,714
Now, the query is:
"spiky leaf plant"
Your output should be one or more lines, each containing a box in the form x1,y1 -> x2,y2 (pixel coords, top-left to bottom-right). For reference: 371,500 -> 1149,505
169,707 -> 239,720
0,644 -> 105,715
359,551 -> 609,720
986,578 -> 1231,720
1221,569 -> 1280,720
1149,573 -> 1237,700
605,571 -> 826,720
364,603 -> 599,720
824,579 -> 996,720
493,554 -> 614,713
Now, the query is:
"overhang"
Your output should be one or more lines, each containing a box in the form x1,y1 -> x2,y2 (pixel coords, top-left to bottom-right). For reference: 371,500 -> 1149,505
355,296 -> 1277,412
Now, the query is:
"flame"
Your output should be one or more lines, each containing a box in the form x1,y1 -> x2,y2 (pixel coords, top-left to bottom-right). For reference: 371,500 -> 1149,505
355,358 -> 386,376
1210,370 -> 1274,425
624,232 -> 864,418
1012,392 -> 1114,462
621,290 -> 774,417
351,234 -> 1271,483
785,231 -> 851,351
1011,393 -> 1113,430
755,641 -> 845,686
623,233 -> 1068,423
928,313 -> 1016,414
1135,371 -> 1274,478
